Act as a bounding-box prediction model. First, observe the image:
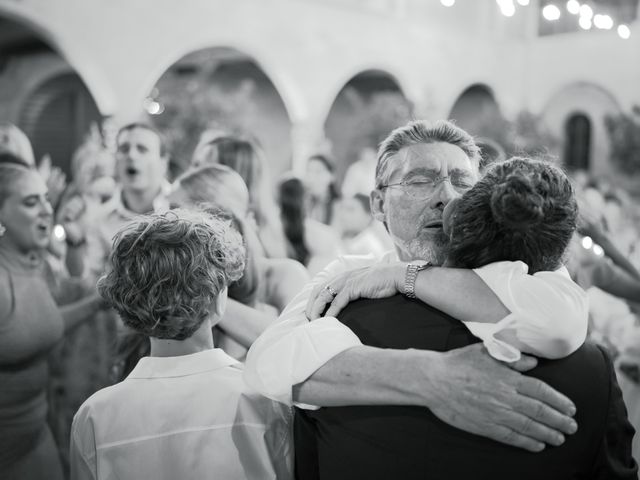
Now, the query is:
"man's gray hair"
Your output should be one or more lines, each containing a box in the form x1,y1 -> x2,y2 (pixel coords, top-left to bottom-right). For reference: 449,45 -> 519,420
375,120 -> 481,188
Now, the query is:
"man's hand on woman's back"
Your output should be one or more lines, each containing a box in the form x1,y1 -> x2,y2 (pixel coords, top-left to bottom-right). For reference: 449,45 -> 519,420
425,343 -> 578,452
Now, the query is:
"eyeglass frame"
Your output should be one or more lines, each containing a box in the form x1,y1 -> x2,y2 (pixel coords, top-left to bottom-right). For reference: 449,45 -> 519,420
378,175 -> 472,199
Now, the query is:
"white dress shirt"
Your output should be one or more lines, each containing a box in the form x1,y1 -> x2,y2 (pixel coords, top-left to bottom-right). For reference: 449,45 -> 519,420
244,251 -> 589,407
71,349 -> 292,480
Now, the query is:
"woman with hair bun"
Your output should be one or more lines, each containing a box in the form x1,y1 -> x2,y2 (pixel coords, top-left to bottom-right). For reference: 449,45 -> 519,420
444,157 -> 578,274
305,156 -> 588,362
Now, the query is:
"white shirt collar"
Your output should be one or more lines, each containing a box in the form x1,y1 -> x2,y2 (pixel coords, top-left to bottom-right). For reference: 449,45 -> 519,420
127,348 -> 240,379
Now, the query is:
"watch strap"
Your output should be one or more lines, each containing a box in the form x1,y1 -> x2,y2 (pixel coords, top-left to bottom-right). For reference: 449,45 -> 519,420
403,261 -> 432,299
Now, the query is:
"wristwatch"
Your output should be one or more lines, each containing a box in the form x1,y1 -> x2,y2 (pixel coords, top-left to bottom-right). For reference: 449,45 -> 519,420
403,261 -> 433,299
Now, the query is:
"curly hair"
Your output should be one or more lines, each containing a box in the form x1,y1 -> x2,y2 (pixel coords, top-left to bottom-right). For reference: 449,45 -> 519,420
97,209 -> 245,340
446,157 -> 578,274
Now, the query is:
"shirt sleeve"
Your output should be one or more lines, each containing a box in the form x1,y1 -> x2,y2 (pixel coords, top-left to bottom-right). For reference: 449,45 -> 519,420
70,406 -> 98,480
464,261 -> 589,362
244,255 -> 377,408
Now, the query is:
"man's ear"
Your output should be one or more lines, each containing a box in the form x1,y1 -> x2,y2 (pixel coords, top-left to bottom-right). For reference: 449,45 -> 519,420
370,189 -> 386,223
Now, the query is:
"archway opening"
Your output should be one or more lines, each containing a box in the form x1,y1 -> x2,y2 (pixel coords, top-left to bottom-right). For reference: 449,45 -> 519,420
323,70 -> 412,186
448,84 -> 508,147
564,113 -> 591,171
148,47 -> 292,179
0,16 -> 101,174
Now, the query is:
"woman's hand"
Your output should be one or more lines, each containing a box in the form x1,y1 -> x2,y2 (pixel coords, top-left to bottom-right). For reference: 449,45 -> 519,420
305,262 -> 407,320
58,195 -> 87,246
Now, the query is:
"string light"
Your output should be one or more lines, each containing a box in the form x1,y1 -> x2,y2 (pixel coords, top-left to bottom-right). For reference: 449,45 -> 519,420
542,4 -> 561,21
441,0 -> 629,40
618,24 -> 631,39
579,4 -> 593,19
566,0 -> 580,15
496,0 -> 516,17
579,15 -> 592,29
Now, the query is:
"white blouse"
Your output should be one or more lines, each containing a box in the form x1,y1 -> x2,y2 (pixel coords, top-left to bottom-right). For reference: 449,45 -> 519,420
244,251 -> 588,407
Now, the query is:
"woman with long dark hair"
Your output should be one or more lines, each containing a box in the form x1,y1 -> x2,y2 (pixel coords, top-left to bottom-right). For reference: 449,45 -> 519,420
278,176 -> 341,275
304,154 -> 341,226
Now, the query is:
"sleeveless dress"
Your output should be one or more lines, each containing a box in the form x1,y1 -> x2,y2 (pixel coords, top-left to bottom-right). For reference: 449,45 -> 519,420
0,249 -> 65,480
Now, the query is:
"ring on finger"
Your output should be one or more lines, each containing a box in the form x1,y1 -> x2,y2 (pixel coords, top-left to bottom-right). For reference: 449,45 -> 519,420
325,285 -> 338,297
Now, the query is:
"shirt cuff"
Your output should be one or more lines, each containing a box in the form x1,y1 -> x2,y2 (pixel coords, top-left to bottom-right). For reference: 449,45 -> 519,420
464,315 -> 522,363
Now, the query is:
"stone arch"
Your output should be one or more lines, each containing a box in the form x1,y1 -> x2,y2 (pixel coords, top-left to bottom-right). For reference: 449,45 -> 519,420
322,69 -> 412,185
19,73 -> 101,174
448,83 -> 506,140
541,82 -> 620,174
138,41 -> 306,125
0,14 -> 103,172
0,7 -> 116,114
147,46 -> 294,178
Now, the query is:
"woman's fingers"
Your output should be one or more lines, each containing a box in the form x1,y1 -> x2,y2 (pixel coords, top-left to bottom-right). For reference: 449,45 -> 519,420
325,290 -> 352,318
305,284 -> 326,319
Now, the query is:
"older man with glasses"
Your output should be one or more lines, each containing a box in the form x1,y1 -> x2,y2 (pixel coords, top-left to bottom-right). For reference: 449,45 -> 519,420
244,119 -> 592,455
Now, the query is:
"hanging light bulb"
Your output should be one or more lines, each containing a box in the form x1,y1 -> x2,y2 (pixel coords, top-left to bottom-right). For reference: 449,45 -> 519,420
440,0 -> 455,6
497,0 -> 516,17
618,24 -> 631,39
566,0 -> 580,14
517,0 -> 530,5
579,15 -> 592,29
579,4 -> 593,19
542,4 -> 561,21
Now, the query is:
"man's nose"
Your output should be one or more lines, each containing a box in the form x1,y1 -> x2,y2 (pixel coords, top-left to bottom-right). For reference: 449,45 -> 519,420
428,179 -> 460,211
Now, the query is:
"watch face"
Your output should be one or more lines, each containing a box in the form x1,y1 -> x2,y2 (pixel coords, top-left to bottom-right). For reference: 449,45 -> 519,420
410,260 -> 432,270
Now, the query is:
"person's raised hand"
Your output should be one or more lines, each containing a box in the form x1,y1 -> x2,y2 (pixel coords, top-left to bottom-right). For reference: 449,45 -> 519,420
57,195 -> 87,245
305,262 -> 406,320
424,343 -> 577,452
49,167 -> 67,206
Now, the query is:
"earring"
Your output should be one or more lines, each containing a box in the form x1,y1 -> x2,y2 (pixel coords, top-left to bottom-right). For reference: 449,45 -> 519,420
0,223 -> 5,237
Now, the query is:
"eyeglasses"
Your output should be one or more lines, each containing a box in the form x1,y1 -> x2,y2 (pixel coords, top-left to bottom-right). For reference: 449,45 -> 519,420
379,176 -> 473,200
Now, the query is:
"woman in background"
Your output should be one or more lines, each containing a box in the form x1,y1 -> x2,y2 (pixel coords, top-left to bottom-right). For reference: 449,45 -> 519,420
192,132 -> 288,259
278,176 -> 341,276
0,163 -> 104,479
304,154 -> 341,226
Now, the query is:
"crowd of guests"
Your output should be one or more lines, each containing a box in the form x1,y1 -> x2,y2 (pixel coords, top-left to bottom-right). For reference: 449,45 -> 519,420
0,117 -> 639,479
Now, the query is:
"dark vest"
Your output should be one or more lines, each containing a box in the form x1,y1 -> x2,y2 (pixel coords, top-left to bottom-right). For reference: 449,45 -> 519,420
295,294 -> 637,480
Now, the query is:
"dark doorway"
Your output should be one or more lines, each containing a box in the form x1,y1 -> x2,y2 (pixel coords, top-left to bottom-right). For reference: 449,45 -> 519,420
20,73 -> 101,175
564,113 -> 591,170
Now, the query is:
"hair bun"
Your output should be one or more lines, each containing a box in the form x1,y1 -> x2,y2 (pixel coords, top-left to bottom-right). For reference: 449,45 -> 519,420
490,174 -> 544,230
